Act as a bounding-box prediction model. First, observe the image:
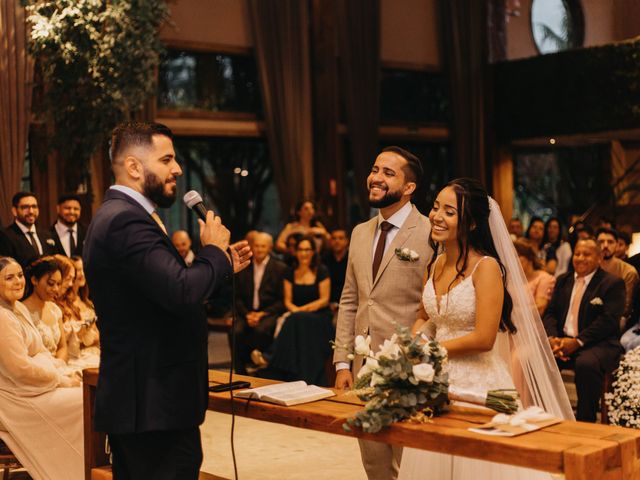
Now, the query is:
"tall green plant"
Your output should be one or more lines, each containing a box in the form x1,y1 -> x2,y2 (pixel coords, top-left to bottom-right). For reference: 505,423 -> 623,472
24,0 -> 170,191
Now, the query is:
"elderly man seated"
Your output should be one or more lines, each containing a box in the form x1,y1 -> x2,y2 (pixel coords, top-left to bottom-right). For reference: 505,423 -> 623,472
233,232 -> 287,374
171,230 -> 195,266
543,238 -> 625,422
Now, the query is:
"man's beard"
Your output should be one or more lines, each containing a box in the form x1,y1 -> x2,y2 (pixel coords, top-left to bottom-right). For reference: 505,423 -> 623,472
143,170 -> 177,208
368,187 -> 403,208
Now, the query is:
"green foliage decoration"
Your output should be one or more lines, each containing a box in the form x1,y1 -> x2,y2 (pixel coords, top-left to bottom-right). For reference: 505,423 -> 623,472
23,0 -> 170,191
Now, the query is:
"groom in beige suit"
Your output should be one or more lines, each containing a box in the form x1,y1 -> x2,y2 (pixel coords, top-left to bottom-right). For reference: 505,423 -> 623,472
334,146 -> 432,480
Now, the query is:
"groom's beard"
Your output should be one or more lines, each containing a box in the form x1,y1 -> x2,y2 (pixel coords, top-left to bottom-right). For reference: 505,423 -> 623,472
368,187 -> 403,208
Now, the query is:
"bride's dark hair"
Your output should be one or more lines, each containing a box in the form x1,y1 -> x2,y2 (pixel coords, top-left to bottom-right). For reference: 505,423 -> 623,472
426,178 -> 516,333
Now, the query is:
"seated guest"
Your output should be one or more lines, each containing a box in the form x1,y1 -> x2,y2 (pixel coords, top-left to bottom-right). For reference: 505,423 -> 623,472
52,255 -> 99,369
543,217 -> 571,275
596,228 -> 639,327
322,228 -> 349,310
21,257 -> 69,362
283,231 -> 303,267
543,238 -> 625,421
616,230 -> 631,261
515,238 -> 555,317
50,193 -> 86,257
0,230 -> 15,258
275,200 -> 330,254
525,216 -> 546,265
255,235 -> 333,385
0,256 -> 83,480
4,191 -> 56,266
233,232 -> 287,374
70,256 -> 100,354
171,230 -> 195,266
508,217 -> 523,241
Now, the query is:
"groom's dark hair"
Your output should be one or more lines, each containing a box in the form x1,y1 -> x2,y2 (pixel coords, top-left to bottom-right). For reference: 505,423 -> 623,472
381,146 -> 423,186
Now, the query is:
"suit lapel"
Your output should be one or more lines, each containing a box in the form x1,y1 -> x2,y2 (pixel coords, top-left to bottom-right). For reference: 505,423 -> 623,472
577,269 -> 601,329
372,206 -> 419,288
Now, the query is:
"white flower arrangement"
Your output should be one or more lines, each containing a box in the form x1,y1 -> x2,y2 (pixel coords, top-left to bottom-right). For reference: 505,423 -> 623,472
334,327 -> 519,434
46,239 -> 56,246
606,347 -> 640,428
395,247 -> 420,262
590,297 -> 604,306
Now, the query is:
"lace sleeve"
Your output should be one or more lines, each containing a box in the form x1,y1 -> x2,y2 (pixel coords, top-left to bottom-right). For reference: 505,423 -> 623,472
0,307 -> 60,394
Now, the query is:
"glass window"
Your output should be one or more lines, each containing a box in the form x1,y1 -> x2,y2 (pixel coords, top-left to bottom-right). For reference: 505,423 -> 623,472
158,50 -> 262,114
160,137 -> 280,241
380,69 -> 450,125
513,145 -> 610,227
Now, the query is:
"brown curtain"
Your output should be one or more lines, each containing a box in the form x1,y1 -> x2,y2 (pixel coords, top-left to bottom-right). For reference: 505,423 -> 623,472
0,1 -> 34,226
248,0 -> 314,216
439,0 -> 489,185
335,0 -> 380,218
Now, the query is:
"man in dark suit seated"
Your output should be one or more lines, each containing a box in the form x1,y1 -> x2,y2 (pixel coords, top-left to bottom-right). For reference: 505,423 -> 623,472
84,122 -> 251,479
233,232 -> 287,374
50,193 -> 87,257
4,191 -> 56,266
543,237 -> 626,422
322,228 -> 349,311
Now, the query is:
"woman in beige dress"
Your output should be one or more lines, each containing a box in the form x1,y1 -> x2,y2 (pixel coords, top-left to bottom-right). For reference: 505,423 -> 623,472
0,256 -> 83,480
22,257 -> 68,363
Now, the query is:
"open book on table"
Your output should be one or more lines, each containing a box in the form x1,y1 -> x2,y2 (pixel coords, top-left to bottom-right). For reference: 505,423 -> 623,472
235,381 -> 335,406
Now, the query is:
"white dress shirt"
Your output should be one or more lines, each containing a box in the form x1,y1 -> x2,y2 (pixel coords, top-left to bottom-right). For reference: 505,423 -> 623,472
110,185 -> 155,215
563,269 -> 597,338
54,220 -> 78,257
371,201 -> 413,259
15,220 -> 43,255
252,256 -> 270,310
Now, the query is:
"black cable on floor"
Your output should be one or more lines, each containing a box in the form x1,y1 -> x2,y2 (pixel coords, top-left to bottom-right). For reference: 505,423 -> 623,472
229,267 -> 239,480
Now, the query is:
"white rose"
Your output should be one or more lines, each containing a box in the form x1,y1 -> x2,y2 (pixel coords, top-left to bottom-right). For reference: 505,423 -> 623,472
357,357 -> 379,378
412,363 -> 435,383
370,372 -> 385,387
354,335 -> 371,356
401,247 -> 410,256
376,334 -> 400,359
409,250 -> 419,261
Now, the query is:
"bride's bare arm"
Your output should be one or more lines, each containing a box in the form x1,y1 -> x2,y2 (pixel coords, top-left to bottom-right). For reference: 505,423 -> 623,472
440,258 -> 503,357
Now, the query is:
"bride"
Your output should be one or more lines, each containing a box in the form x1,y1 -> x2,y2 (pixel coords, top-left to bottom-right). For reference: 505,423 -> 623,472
398,178 -> 574,480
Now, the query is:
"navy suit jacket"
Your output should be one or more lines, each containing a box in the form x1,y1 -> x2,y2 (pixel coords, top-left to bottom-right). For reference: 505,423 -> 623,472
4,222 -> 56,266
84,189 -> 232,434
50,222 -> 87,257
543,267 -> 625,349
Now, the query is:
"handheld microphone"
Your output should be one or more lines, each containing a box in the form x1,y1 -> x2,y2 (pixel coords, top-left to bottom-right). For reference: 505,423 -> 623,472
183,190 -> 208,221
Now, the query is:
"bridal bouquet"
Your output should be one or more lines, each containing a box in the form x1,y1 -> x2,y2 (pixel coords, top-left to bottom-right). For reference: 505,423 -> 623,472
606,347 -> 640,428
336,326 -> 450,433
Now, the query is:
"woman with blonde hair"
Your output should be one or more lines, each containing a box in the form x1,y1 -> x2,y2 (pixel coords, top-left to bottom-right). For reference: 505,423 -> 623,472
0,256 -> 83,480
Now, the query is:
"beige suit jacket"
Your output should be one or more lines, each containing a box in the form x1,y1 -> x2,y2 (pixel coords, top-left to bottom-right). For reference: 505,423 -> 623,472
333,204 -> 432,373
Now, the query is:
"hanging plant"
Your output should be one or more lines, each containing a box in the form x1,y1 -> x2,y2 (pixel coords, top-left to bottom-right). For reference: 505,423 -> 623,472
23,0 -> 170,192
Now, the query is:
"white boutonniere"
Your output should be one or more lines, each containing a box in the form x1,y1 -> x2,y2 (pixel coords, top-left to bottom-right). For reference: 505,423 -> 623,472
46,239 -> 56,246
590,297 -> 604,306
395,247 -> 419,262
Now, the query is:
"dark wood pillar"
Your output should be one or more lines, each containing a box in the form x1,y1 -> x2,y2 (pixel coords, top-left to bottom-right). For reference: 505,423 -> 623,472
309,0 -> 345,230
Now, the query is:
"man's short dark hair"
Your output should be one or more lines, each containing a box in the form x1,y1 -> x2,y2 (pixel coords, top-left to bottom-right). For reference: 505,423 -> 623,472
381,146 -> 423,186
109,122 -> 173,164
58,193 -> 82,205
12,191 -> 37,207
596,227 -> 619,241
619,230 -> 631,245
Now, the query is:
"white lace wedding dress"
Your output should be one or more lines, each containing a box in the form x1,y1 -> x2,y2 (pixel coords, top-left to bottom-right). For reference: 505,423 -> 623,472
398,260 -> 552,480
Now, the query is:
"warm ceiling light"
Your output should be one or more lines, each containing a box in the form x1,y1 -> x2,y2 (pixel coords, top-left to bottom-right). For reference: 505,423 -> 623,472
549,138 -> 556,145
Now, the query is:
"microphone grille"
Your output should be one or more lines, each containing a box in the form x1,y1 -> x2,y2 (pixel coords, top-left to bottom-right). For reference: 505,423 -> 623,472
183,190 -> 203,209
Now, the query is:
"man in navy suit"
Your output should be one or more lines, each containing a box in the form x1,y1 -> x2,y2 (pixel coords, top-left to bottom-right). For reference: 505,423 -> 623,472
543,237 -> 625,421
84,122 -> 251,479
50,193 -> 87,257
4,191 -> 56,266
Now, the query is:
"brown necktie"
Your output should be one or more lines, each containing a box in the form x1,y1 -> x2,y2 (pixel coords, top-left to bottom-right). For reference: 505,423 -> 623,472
569,277 -> 586,335
150,211 -> 168,236
372,221 -> 393,279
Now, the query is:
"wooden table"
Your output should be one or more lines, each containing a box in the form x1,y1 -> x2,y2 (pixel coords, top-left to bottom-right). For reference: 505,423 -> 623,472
84,369 -> 640,480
